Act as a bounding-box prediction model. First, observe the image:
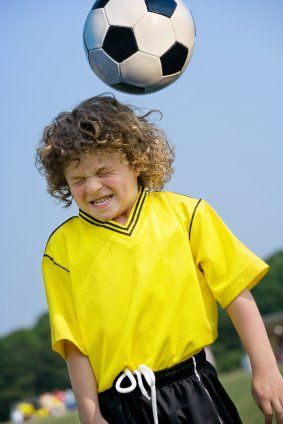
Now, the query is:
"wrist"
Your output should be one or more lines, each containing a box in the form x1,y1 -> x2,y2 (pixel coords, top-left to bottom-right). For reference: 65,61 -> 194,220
93,413 -> 107,424
78,407 -> 103,424
250,355 -> 278,375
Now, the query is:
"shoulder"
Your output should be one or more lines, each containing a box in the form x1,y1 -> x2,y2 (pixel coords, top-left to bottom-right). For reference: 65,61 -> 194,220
147,190 -> 203,232
148,190 -> 202,214
44,216 -> 78,254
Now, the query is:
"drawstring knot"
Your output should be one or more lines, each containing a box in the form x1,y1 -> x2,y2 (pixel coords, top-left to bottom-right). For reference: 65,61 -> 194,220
115,364 -> 158,424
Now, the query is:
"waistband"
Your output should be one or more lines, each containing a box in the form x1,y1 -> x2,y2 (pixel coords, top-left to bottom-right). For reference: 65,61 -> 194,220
111,349 -> 207,424
154,348 -> 207,387
112,348 -> 207,389
98,350 -> 207,424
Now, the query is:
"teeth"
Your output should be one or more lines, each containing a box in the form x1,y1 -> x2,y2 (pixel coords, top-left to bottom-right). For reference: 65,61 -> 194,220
93,195 -> 111,205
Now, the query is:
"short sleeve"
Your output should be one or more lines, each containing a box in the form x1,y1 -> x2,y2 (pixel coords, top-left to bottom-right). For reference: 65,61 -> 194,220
190,199 -> 269,308
42,253 -> 88,360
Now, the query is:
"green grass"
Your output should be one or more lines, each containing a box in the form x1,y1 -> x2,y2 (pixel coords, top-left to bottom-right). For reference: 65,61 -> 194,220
219,370 -> 262,424
34,411 -> 80,424
219,364 -> 283,424
3,365 -> 282,424
2,410 -> 80,424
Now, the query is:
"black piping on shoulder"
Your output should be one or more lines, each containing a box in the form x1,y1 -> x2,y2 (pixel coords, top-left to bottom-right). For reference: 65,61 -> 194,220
43,254 -> 70,273
45,216 -> 78,249
189,199 -> 202,241
169,191 -> 196,199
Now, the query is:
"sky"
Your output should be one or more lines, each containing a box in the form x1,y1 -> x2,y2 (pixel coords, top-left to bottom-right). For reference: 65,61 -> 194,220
0,0 -> 282,337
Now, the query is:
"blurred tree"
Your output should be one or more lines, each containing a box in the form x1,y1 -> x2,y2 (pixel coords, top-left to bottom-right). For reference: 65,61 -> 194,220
32,313 -> 70,393
212,250 -> 283,372
0,329 -> 39,421
0,315 -> 69,421
252,250 -> 283,315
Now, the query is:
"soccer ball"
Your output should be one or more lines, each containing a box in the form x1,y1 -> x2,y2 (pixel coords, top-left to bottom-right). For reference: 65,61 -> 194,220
83,0 -> 196,94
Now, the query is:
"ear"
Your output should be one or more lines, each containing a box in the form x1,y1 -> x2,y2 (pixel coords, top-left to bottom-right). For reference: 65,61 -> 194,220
133,168 -> 140,179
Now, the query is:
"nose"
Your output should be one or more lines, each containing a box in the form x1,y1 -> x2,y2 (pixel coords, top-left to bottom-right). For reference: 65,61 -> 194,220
85,176 -> 103,194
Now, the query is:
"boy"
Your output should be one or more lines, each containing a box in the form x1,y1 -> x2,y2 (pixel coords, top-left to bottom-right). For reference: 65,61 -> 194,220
36,94 -> 283,424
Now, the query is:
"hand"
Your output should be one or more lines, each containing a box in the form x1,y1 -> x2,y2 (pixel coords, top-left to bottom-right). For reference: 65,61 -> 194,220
94,416 -> 109,424
94,414 -> 109,424
251,367 -> 283,423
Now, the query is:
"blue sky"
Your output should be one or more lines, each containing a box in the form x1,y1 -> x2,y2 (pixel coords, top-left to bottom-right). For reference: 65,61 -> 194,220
0,0 -> 282,336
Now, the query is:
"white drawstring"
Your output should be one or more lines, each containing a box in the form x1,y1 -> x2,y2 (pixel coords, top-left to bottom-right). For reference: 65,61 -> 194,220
115,364 -> 158,424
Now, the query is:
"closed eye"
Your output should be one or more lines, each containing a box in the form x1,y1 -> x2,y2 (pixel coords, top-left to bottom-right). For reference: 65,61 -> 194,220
74,179 -> 85,185
98,170 -> 115,176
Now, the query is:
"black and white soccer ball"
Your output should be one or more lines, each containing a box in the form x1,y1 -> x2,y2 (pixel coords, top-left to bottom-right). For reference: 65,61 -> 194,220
83,0 -> 196,94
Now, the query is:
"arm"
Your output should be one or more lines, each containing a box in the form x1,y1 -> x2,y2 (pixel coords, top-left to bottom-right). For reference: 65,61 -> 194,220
226,289 -> 283,424
65,340 -> 108,424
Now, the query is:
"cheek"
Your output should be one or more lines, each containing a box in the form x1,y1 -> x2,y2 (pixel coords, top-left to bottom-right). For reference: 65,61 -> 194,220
70,185 -> 85,199
102,175 -> 119,187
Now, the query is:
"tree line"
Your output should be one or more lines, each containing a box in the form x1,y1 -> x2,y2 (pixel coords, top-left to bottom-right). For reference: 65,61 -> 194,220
0,250 -> 282,422
214,250 -> 283,371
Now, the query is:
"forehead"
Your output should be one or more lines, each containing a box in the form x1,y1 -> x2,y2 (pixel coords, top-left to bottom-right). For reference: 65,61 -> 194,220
64,150 -> 125,175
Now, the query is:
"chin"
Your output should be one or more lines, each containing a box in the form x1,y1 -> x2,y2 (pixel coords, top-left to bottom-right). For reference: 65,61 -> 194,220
92,210 -> 115,222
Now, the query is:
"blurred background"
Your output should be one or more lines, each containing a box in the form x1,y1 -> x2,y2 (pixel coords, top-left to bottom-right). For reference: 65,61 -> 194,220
0,0 -> 282,422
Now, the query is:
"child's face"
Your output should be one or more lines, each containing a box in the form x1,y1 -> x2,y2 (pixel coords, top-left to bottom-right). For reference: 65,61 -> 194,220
64,150 -> 140,225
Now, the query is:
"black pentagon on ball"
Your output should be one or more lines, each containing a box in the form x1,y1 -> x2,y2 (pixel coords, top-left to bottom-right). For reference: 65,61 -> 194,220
103,27 -> 138,63
145,0 -> 177,18
161,42 -> 188,75
112,82 -> 146,94
91,0 -> 110,10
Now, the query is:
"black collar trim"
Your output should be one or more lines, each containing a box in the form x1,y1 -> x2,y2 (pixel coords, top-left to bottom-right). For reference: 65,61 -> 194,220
78,187 -> 147,236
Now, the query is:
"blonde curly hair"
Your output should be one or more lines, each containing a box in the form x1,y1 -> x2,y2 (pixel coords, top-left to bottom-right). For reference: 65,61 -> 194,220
35,93 -> 175,207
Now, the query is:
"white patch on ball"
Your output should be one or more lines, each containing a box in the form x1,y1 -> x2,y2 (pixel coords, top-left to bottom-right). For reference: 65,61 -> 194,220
89,49 -> 121,84
146,73 -> 179,93
171,3 -> 195,49
121,52 -> 162,86
134,13 -> 175,57
181,44 -> 195,74
84,9 -> 109,50
105,0 -> 147,27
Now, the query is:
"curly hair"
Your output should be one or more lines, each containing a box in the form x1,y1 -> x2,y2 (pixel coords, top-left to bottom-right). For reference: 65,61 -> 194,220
35,93 -> 175,207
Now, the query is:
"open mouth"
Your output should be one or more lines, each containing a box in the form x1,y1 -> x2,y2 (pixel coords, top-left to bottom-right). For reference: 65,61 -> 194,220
90,194 -> 113,206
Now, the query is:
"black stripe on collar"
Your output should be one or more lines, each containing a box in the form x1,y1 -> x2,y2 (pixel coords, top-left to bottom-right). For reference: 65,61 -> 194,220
78,187 -> 147,236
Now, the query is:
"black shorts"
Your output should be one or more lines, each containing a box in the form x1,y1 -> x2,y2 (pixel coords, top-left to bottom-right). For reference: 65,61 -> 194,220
98,349 -> 243,423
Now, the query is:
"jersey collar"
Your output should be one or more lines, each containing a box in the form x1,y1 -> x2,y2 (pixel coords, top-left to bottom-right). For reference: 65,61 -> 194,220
78,186 -> 147,236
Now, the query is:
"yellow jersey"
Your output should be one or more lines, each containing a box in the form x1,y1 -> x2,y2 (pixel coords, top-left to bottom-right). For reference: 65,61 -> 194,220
42,187 -> 269,392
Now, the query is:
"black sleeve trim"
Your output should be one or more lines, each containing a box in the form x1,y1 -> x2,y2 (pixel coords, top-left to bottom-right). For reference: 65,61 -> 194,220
43,254 -> 70,273
189,199 -> 202,241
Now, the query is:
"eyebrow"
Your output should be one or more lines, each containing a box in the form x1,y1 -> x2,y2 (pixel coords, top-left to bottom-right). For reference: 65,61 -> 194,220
69,165 -> 107,181
70,176 -> 85,182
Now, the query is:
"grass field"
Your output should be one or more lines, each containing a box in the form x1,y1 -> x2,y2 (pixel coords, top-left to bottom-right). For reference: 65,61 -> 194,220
3,365 -> 283,424
220,369 -> 262,424
221,363 -> 282,423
